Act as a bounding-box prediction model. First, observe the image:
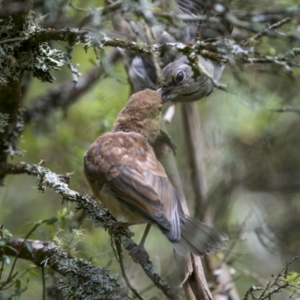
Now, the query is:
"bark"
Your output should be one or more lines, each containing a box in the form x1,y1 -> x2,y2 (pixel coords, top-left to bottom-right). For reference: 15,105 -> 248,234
181,102 -> 240,300
153,119 -> 213,300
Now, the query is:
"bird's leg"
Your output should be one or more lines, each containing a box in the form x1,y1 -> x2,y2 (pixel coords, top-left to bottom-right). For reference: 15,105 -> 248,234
154,129 -> 177,155
139,223 -> 151,247
129,224 -> 151,256
108,221 -> 131,235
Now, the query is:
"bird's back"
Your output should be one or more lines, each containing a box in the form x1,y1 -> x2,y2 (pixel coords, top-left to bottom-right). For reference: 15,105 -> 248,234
84,131 -> 182,240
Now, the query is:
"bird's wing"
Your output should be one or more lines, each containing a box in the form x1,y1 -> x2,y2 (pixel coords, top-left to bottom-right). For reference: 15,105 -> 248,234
109,165 -> 181,241
84,132 -> 181,240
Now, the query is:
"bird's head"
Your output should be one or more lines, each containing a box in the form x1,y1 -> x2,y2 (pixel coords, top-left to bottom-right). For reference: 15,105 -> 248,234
114,89 -> 162,142
157,55 -> 221,103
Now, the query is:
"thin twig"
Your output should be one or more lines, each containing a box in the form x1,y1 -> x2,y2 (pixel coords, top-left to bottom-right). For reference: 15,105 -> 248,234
243,256 -> 300,300
196,59 -> 227,92
0,220 -> 47,290
114,237 -> 146,300
0,37 -> 26,45
269,106 -> 300,115
42,266 -> 46,300
242,17 -> 294,47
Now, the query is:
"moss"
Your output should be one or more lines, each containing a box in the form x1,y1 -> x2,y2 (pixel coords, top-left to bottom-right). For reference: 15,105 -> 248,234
0,13 -> 67,84
50,254 -> 127,300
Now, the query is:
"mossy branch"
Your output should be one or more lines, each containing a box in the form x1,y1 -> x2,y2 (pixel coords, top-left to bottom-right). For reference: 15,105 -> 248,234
0,237 -> 130,300
0,161 -> 178,299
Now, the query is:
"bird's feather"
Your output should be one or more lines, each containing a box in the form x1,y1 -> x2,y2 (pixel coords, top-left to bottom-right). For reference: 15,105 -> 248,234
84,89 -> 228,256
84,130 -> 181,241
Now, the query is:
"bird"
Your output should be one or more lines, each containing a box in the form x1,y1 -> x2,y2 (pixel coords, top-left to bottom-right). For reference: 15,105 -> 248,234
119,0 -> 232,102
157,55 -> 224,103
84,89 -> 227,256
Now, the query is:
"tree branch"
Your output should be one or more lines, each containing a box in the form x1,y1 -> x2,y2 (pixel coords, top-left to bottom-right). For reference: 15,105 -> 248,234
241,17 -> 294,47
0,161 -> 178,299
153,120 -> 214,300
24,49 -> 120,123
181,103 -> 240,300
114,237 -> 146,300
1,238 -> 130,300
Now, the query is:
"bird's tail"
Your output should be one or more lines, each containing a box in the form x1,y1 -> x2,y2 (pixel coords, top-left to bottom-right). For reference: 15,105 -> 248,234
172,214 -> 228,256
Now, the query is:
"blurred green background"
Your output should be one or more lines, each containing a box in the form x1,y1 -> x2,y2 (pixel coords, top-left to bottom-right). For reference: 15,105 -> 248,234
1,0 -> 300,299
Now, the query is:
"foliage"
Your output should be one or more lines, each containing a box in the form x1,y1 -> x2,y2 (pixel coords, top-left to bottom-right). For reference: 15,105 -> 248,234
1,0 -> 300,299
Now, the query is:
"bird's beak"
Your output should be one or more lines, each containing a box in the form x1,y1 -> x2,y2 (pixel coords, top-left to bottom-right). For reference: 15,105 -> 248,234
156,87 -> 162,95
156,87 -> 171,104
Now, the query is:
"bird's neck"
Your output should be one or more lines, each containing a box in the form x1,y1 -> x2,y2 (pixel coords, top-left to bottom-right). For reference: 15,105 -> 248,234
113,116 -> 159,143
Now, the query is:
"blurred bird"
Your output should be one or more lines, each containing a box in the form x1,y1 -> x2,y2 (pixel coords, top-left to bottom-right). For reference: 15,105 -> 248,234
110,0 -> 231,102
84,89 -> 227,256
157,55 -> 224,103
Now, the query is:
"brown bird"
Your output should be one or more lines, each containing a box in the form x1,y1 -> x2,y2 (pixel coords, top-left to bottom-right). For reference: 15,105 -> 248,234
84,89 -> 227,256
120,0 -> 231,101
108,0 -> 231,102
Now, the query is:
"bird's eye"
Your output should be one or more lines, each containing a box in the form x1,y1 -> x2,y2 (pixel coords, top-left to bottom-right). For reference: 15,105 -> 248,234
175,71 -> 184,83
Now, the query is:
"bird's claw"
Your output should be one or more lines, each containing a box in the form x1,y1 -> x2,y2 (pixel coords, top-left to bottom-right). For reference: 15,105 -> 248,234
156,129 -> 177,155
108,222 -> 129,236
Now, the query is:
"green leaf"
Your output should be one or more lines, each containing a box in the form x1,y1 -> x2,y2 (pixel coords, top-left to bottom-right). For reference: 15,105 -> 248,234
45,217 -> 58,225
29,269 -> 40,277
6,245 -> 18,254
3,228 -> 13,237
2,255 -> 10,265
25,241 -> 33,253
286,271 -> 300,285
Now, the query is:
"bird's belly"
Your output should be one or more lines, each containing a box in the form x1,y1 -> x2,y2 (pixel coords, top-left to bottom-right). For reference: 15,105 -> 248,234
100,189 -> 146,225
